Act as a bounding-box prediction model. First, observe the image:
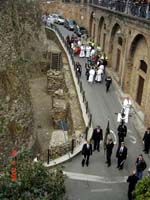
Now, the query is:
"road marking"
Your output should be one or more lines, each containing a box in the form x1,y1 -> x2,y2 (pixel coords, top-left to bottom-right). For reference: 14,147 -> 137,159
128,135 -> 136,144
128,129 -> 136,144
91,188 -> 112,192
110,130 -> 117,144
63,171 -> 128,184
128,129 -> 132,133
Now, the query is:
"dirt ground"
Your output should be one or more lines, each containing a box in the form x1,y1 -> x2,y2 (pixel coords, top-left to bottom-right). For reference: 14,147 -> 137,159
29,76 -> 52,155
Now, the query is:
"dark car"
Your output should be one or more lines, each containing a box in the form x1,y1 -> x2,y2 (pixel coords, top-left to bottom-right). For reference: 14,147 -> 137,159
80,26 -> 88,35
64,19 -> 76,31
74,25 -> 88,37
74,25 -> 82,37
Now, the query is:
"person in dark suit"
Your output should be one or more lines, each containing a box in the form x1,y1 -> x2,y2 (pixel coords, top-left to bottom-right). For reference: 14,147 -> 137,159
116,142 -> 128,170
75,62 -> 82,78
127,170 -> 139,200
105,76 -> 112,92
143,127 -> 150,154
92,126 -> 103,152
117,122 -> 127,145
81,140 -> 92,167
106,138 -> 114,167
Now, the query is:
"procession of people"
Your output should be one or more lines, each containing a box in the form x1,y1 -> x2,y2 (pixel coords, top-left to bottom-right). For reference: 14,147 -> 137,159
65,32 -> 149,200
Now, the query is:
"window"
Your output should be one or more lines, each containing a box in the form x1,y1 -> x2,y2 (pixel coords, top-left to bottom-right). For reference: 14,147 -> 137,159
118,37 -> 122,46
140,60 -> 147,73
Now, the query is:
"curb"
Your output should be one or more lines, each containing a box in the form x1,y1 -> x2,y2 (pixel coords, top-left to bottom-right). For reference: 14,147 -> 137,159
43,26 -> 93,167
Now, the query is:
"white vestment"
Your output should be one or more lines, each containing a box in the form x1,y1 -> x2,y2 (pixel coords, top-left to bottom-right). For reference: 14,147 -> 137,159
95,68 -> 103,82
77,40 -> 81,47
85,46 -> 91,58
79,45 -> 85,58
88,69 -> 95,83
122,98 -> 132,122
90,49 -> 96,57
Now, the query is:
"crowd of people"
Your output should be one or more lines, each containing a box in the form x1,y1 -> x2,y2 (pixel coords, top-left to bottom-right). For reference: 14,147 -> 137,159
66,34 -> 113,92
81,124 -> 149,199
65,31 -> 150,200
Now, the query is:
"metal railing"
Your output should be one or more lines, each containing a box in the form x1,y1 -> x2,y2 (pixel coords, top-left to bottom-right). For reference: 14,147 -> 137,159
90,0 -> 150,19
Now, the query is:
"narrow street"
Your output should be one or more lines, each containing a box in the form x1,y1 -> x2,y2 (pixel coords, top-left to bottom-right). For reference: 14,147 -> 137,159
52,24 -> 149,200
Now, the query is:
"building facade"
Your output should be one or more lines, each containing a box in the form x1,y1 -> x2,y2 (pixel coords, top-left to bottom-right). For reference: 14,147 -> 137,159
41,1 -> 150,126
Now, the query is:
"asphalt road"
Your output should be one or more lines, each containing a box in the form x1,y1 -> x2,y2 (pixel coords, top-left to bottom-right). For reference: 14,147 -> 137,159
51,24 -> 150,200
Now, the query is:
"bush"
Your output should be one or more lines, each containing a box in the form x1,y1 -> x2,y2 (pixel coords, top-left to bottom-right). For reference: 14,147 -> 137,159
133,176 -> 150,200
0,150 -> 66,200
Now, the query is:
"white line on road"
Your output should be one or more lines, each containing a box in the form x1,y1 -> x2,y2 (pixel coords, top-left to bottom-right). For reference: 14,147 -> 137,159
63,171 -> 128,184
128,135 -> 136,144
91,188 -> 112,192
110,130 -> 117,144
128,129 -> 136,144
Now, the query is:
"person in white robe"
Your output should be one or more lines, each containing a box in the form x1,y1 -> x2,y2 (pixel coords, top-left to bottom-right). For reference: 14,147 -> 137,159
90,48 -> 96,57
122,97 -> 132,122
88,68 -> 95,83
95,68 -> 103,83
77,40 -> 81,47
79,45 -> 85,58
85,45 -> 92,58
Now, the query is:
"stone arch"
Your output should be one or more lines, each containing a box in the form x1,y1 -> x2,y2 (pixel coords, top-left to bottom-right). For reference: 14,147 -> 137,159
97,16 -> 104,46
109,23 -> 122,73
89,11 -> 94,37
126,34 -> 148,107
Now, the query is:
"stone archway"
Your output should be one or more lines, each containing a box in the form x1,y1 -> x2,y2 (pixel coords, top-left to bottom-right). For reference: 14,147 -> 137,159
125,34 -> 148,107
97,17 -> 104,46
89,11 -> 94,38
109,23 -> 122,73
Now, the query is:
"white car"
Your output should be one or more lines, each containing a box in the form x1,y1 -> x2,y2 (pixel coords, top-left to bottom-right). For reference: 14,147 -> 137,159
49,14 -> 65,25
46,16 -> 55,26
56,16 -> 65,25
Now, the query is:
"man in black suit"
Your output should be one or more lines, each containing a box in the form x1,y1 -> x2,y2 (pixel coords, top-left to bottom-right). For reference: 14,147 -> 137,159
92,126 -> 103,152
117,121 -> 127,145
105,76 -> 112,92
127,170 -> 139,200
143,127 -> 150,154
116,142 -> 128,170
106,138 -> 114,167
81,140 -> 92,167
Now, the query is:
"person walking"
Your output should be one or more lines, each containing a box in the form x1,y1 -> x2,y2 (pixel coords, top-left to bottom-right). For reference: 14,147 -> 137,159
105,76 -> 112,92
106,138 -> 114,167
88,67 -> 95,84
136,154 -> 147,179
127,170 -> 139,200
92,126 -> 103,152
85,64 -> 90,81
143,127 -> 150,154
81,140 -> 92,167
116,142 -> 128,170
95,67 -> 103,83
117,121 -> 127,145
75,62 -> 82,78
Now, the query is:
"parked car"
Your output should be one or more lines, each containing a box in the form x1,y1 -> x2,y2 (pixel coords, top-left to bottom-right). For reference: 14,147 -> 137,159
46,16 -> 55,26
74,25 -> 82,37
49,14 -> 59,23
64,19 -> 76,31
80,26 -> 88,35
74,25 -> 88,37
55,16 -> 65,25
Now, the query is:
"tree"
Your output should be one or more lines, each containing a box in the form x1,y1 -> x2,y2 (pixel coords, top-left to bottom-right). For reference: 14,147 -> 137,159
0,150 -> 66,199
133,176 -> 150,200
